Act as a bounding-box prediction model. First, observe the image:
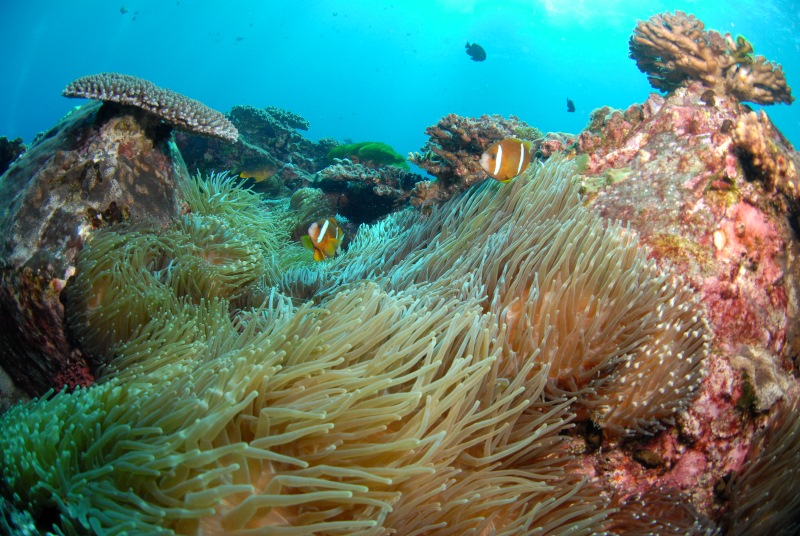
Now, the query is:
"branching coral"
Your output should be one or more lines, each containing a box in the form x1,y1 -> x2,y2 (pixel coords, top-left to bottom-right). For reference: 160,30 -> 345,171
227,105 -> 310,147
63,73 -> 239,142
629,11 -> 794,105
3,160 -> 714,533
409,114 -> 543,203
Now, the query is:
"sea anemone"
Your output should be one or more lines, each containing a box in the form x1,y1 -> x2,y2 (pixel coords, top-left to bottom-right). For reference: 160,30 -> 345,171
3,158 -> 711,533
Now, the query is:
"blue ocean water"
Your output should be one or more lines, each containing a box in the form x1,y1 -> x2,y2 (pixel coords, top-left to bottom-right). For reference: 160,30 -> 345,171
1,0 -> 798,155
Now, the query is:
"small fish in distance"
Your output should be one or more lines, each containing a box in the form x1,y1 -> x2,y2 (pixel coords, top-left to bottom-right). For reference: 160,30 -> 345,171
465,42 -> 486,62
567,98 -> 576,112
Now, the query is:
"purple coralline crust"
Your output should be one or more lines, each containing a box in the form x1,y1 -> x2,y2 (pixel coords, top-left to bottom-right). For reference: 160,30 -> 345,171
0,101 -> 187,396
574,82 -> 800,519
579,83 -> 795,356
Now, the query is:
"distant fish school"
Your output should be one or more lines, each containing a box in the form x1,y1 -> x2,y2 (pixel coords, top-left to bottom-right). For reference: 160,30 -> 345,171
479,138 -> 532,183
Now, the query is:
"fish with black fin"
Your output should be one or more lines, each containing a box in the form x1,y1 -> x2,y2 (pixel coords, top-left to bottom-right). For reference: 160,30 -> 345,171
479,138 -> 532,183
465,42 -> 486,62
567,98 -> 576,112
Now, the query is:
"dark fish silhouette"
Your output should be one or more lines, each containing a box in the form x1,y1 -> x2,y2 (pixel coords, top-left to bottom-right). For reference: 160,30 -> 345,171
465,42 -> 486,62
119,6 -> 128,14
700,89 -> 716,107
566,98 -> 576,113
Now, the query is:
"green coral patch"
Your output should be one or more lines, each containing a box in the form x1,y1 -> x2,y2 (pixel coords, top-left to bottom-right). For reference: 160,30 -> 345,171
327,141 -> 409,170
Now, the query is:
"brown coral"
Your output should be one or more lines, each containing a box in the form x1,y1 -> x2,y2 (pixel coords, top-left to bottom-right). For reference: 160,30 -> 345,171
733,110 -> 800,197
409,114 -> 543,202
629,11 -> 793,105
63,72 -> 239,142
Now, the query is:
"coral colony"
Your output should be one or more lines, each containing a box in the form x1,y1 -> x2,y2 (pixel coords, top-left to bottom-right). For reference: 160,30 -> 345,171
0,10 -> 799,535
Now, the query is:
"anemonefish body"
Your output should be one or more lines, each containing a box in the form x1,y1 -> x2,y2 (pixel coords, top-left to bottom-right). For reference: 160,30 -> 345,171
300,217 -> 344,261
479,138 -> 533,183
239,162 -> 279,182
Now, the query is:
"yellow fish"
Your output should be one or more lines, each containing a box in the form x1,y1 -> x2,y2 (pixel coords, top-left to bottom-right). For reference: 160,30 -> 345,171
479,138 -> 532,183
301,218 -> 344,261
238,163 -> 279,182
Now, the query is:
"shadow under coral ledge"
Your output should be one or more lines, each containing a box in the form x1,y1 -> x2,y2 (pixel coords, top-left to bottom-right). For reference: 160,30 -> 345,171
1,10 -> 800,536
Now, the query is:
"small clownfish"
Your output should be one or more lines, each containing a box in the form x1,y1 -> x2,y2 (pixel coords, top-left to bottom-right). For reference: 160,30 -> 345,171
479,138 -> 533,183
301,218 -> 344,262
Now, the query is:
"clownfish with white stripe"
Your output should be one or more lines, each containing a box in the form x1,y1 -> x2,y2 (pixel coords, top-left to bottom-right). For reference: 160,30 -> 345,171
300,217 -> 344,261
479,138 -> 533,183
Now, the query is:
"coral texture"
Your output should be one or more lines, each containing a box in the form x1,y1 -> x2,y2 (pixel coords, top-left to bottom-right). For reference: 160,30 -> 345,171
316,158 -> 422,223
733,110 -> 800,197
175,105 -> 333,194
0,136 -> 25,176
409,114 -> 543,205
629,11 -> 793,105
63,72 -> 239,142
0,101 -> 188,396
1,160 -> 712,534
569,81 -> 800,521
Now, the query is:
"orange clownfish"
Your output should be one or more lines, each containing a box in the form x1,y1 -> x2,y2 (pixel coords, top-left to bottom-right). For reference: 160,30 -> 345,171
479,138 -> 533,183
301,218 -> 344,261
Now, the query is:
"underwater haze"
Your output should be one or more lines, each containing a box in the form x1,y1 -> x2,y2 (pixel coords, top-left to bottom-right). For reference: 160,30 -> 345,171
1,0 -> 799,155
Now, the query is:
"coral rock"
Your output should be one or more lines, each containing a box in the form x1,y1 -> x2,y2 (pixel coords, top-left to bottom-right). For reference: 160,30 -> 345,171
409,113 -> 543,202
0,136 -> 25,176
316,159 -> 423,223
0,101 -> 188,396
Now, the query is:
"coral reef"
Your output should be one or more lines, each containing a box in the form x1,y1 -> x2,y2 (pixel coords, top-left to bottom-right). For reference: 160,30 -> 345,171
733,110 -> 800,197
316,158 -> 423,223
0,100 -> 188,396
1,160 -> 715,534
175,105 -> 333,194
0,136 -> 25,176
629,11 -> 794,105
568,80 -> 800,521
63,73 -> 239,142
327,141 -> 410,170
409,114 -> 543,204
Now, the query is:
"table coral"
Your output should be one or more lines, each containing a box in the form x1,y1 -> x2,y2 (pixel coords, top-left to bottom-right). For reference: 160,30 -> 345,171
629,11 -> 794,105
63,72 -> 239,142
